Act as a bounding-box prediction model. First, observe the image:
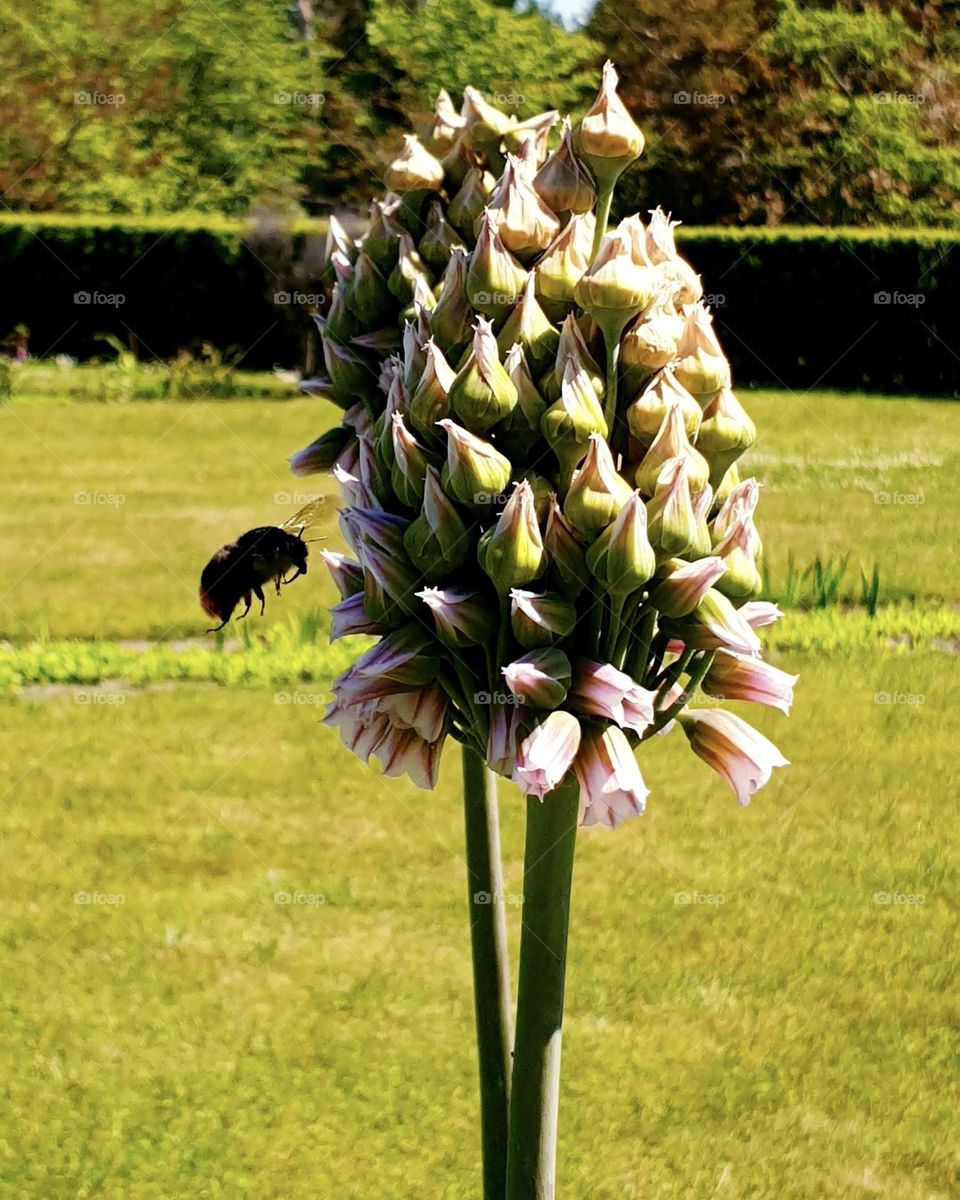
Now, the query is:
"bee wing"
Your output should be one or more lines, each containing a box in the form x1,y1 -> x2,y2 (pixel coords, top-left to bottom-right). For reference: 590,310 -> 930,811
280,497 -> 327,538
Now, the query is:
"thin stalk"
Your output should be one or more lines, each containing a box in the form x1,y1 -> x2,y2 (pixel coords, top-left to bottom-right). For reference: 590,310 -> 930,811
602,332 -> 620,439
506,777 -> 581,1200
642,650 -> 716,740
591,181 -> 615,260
463,745 -> 514,1200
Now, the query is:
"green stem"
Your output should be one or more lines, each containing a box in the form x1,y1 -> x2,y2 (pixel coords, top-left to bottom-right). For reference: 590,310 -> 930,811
463,745 -> 514,1200
602,332 -> 620,440
591,181 -> 615,260
642,650 -> 716,740
506,777 -> 580,1200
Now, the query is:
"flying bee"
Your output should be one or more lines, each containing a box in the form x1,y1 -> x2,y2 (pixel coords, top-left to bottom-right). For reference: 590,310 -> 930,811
199,498 -> 326,632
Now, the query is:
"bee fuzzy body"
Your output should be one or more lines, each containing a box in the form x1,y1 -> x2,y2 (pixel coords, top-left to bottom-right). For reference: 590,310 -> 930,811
199,526 -> 309,631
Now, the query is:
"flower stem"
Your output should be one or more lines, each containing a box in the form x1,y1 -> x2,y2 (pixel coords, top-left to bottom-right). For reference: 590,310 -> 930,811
463,745 -> 514,1200
591,181 -> 615,260
602,331 -> 620,442
506,777 -> 581,1200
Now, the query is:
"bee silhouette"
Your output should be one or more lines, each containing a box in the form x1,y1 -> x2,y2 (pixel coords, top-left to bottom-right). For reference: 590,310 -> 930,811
199,498 -> 325,632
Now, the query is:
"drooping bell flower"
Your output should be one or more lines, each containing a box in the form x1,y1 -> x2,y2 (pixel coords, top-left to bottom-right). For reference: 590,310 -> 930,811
575,724 -> 649,829
648,556 -> 727,618
712,511 -> 762,601
513,710 -> 582,800
329,592 -> 389,641
503,648 -> 571,710
417,585 -> 497,648
290,426 -> 354,476
662,587 -> 761,657
569,658 -> 655,735
678,708 -> 789,805
320,549 -> 365,600
702,651 -> 798,715
738,601 -> 784,629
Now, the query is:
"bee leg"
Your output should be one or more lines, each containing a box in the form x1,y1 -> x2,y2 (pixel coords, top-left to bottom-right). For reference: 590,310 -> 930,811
253,583 -> 266,616
206,619 -> 229,633
236,592 -> 252,620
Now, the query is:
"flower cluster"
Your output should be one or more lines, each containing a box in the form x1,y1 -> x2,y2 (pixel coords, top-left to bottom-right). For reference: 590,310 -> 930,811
294,62 -> 795,824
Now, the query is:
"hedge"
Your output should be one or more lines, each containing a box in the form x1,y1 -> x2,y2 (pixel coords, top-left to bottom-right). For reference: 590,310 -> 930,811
0,213 -> 956,394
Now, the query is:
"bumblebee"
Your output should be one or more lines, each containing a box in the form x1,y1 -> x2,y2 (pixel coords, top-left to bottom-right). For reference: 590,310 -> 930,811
199,498 -> 324,632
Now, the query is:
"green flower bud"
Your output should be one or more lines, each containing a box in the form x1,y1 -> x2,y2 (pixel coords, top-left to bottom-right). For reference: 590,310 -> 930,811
384,134 -> 445,193
478,480 -> 546,593
697,387 -> 757,491
373,368 -> 408,468
620,298 -> 684,386
401,321 -> 426,391
390,413 -> 434,508
648,555 -> 727,618
534,213 -> 593,320
361,199 -> 403,271
419,199 -> 464,270
403,466 -> 473,582
360,539 -> 422,624
448,167 -> 496,240
484,155 -> 560,262
449,317 -> 519,433
543,493 -> 587,595
564,434 -> 634,538
574,230 -> 659,340
466,212 -> 528,321
409,339 -> 457,443
510,588 -> 578,648
625,365 -> 701,448
495,344 -> 547,459
553,313 -> 605,399
320,214 -> 355,286
418,585 -> 496,648
686,482 -> 715,560
497,274 -> 561,377
533,117 -> 596,215
714,461 -> 740,510
502,647 -> 571,710
522,470 -> 553,524
322,335 -> 372,405
438,418 -> 512,509
441,137 -> 480,192
673,304 -> 731,400
462,86 -> 515,151
585,491 -> 656,595
646,457 -> 698,557
389,232 -> 434,307
323,283 -> 358,344
345,252 -> 393,327
289,426 -> 354,476
429,248 -> 474,358
541,360 -> 608,479
634,401 -> 710,497
574,61 -> 645,184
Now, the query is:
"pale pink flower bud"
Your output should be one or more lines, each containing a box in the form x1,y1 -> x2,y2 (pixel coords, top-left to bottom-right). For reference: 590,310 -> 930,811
649,556 -> 727,618
679,708 -> 789,805
645,457 -> 698,557
384,133 -> 445,193
634,401 -> 710,497
535,213 -> 594,316
673,304 -> 731,400
625,365 -> 701,447
503,648 -> 571,710
533,117 -> 596,215
514,710 -> 582,799
738,601 -> 784,629
662,587 -> 762,657
485,154 -> 560,261
569,658 -> 655,735
702,651 -> 798,716
575,725 -> 649,829
417,586 -> 496,648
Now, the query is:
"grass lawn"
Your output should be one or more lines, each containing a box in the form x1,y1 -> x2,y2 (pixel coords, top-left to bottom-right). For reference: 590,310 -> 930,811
0,390 -> 957,641
0,652 -> 956,1199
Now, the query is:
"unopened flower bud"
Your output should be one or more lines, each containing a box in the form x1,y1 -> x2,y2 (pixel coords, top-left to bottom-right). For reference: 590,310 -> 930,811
649,555 -> 726,617
478,480 -> 546,592
484,155 -> 560,261
438,418 -> 512,508
662,587 -> 761,657
645,457 -> 698,556
384,134 -> 444,193
345,251 -> 393,327
320,549 -> 366,600
408,339 -> 457,442
634,401 -> 710,496
534,213 -> 593,319
574,61 -> 644,180
497,344 -> 547,459
543,493 -> 587,594
403,465 -> 472,582
697,387 -> 757,490
673,304 -> 730,400
441,137 -> 480,192
290,426 -> 354,475
329,592 -> 389,641
553,314 -> 605,398
541,361 -> 608,478
466,211 -> 528,320
449,317 -> 519,432
424,88 -> 466,154
714,461 -> 741,510
712,514 -> 762,601
362,198 -> 403,271
534,117 -> 596,214
360,539 -> 422,623
401,321 -> 426,391
564,433 -> 634,538
322,335 -> 372,404
497,273 -> 561,376
389,232 -> 434,308
625,366 -> 701,448
503,648 -> 571,710
687,482 -> 715,560
419,200 -> 464,270
429,248 -> 474,358
418,586 -> 495,648
448,167 -> 496,239
510,588 -> 577,648
462,86 -> 514,151
574,229 -> 659,339
712,478 -> 761,548
503,110 -> 559,161
620,299 -> 684,380
323,283 -> 357,344
585,491 -> 656,594
389,413 -> 434,508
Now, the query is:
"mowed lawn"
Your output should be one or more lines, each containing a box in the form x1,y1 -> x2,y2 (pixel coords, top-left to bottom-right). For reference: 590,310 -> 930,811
0,654 -> 957,1199
0,388 -> 957,640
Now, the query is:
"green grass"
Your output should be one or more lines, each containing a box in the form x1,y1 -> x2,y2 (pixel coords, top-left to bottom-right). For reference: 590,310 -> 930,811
0,651 -> 956,1199
4,360 -> 296,405
0,390 -> 957,642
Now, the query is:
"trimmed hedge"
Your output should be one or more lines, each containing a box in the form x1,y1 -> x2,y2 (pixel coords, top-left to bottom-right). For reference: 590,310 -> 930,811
0,213 -> 956,393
